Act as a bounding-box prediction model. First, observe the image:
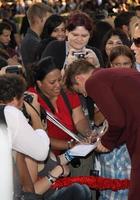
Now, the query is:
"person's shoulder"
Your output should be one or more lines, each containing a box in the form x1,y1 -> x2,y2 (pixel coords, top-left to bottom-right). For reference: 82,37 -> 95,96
93,68 -> 139,79
41,40 -> 66,68
43,40 -> 65,51
4,105 -> 21,115
65,90 -> 79,101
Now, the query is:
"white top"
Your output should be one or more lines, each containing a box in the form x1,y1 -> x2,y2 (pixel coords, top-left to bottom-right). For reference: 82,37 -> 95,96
4,105 -> 50,161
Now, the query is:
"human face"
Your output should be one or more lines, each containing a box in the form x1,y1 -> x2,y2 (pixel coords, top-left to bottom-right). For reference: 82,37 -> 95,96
111,55 -> 132,68
0,29 -> 11,46
67,26 -> 90,50
37,69 -> 62,98
51,22 -> 66,41
105,35 -> 123,56
72,74 -> 87,96
136,10 -> 140,18
131,27 -> 140,64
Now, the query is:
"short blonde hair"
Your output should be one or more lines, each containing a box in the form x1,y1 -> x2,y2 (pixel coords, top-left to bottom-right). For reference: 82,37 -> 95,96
27,2 -> 53,25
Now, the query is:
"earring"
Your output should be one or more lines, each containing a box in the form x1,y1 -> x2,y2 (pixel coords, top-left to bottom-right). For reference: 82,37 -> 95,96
83,91 -> 87,97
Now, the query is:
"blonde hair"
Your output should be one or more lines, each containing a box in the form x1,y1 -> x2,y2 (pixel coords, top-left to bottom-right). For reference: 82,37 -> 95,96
27,2 -> 52,25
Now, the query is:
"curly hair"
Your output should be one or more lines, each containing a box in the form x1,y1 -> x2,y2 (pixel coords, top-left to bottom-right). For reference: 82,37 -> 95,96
0,74 -> 27,103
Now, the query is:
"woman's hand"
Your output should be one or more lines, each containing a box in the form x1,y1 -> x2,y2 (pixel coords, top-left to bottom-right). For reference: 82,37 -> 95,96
84,48 -> 100,67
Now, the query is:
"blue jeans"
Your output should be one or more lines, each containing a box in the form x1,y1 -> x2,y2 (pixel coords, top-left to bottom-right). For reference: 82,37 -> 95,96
45,183 -> 91,200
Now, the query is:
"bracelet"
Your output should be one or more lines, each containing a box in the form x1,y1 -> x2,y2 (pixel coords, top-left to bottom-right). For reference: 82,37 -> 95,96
46,175 -> 55,184
67,139 -> 74,149
64,150 -> 74,162
48,164 -> 64,179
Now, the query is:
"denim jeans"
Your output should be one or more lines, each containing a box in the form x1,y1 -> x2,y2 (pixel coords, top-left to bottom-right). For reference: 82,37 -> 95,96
44,183 -> 91,200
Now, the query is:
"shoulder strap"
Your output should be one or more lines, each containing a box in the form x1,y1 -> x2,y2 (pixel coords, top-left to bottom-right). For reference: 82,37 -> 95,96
0,105 -> 7,126
37,86 -> 73,116
36,86 -> 55,113
61,89 -> 72,116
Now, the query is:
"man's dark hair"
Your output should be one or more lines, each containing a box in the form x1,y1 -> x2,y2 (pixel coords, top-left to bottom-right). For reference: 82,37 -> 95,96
0,74 -> 27,103
0,22 -> 11,35
135,5 -> 140,11
114,11 -> 134,29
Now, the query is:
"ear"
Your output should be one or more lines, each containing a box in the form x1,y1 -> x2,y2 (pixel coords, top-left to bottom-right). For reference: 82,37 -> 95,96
36,80 -> 42,88
75,74 -> 83,83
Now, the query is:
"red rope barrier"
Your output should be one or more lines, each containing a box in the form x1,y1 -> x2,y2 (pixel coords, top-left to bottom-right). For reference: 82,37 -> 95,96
52,176 -> 130,191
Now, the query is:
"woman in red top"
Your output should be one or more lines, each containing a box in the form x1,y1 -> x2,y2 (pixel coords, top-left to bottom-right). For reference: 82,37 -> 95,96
28,56 -> 92,156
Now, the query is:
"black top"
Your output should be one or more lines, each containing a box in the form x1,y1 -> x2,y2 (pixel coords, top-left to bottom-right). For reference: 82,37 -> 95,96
21,28 -> 41,67
41,40 -> 104,69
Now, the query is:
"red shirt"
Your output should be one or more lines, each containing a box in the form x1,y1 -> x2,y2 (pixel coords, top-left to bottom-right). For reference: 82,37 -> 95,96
28,87 -> 80,153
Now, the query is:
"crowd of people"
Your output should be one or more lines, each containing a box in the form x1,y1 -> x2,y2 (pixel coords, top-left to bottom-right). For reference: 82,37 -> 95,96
0,1 -> 140,200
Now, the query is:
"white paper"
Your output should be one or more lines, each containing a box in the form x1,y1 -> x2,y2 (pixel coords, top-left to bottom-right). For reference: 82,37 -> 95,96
69,140 -> 99,157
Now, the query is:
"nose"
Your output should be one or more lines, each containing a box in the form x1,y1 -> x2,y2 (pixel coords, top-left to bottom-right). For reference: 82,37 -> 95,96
131,42 -> 135,50
55,81 -> 61,88
7,36 -> 11,42
77,36 -> 83,42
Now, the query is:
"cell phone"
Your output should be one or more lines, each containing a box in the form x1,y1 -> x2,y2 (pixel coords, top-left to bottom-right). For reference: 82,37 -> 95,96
5,66 -> 22,75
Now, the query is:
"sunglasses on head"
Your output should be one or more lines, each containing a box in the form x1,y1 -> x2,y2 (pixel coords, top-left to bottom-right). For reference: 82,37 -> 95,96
133,37 -> 140,47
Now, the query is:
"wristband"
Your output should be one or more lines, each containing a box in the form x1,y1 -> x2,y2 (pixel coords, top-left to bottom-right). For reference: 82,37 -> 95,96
64,150 -> 74,162
67,139 -> 74,149
46,175 -> 55,184
48,164 -> 64,181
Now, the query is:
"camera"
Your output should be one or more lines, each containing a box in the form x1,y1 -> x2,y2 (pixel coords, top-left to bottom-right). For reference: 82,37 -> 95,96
23,93 -> 33,104
72,51 -> 86,59
5,65 -> 22,75
71,157 -> 81,168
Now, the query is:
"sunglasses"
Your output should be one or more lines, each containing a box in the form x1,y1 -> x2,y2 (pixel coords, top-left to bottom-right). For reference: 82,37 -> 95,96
133,37 -> 140,47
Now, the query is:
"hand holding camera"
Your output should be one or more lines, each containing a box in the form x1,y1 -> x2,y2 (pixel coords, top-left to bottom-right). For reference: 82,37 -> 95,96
66,48 -> 100,67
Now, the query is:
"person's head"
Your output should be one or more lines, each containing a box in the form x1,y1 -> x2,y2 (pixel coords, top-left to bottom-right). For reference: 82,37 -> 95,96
0,22 -> 11,46
135,5 -> 140,18
90,20 -> 113,50
27,3 -> 52,32
41,14 -> 66,41
65,59 -> 95,95
32,56 -> 62,98
101,28 -> 130,65
109,45 -> 135,68
114,11 -> 134,37
66,10 -> 93,50
0,74 -> 26,108
131,23 -> 140,64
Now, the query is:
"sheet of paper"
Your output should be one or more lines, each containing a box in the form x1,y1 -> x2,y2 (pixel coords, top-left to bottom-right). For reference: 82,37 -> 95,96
69,141 -> 98,157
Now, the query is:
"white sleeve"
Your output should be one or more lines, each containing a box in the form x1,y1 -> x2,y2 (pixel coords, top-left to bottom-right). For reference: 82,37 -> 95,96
4,106 -> 50,161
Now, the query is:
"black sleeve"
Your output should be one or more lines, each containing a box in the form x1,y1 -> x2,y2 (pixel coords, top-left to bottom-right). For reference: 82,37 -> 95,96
87,45 -> 105,67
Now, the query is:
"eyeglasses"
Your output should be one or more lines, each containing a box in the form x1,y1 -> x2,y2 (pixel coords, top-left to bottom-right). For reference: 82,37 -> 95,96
132,37 -> 140,48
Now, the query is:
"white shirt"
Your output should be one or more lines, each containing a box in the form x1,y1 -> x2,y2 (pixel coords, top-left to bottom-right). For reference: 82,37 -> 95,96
4,105 -> 50,161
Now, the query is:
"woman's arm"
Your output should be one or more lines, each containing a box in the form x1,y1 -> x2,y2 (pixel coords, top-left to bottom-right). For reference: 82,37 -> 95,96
50,137 -> 70,151
26,156 -> 69,195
